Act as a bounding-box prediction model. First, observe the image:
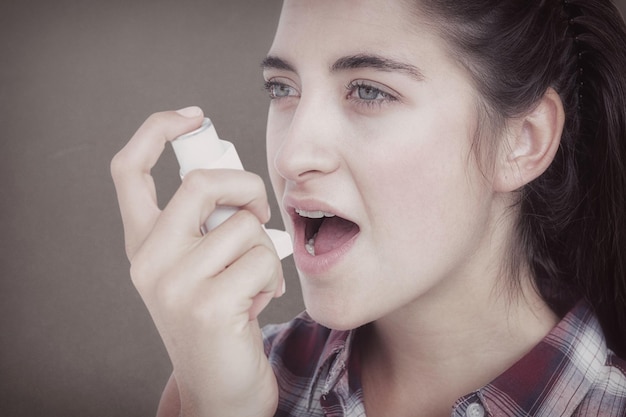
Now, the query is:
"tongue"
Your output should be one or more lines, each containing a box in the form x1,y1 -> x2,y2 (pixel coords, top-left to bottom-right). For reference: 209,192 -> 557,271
314,216 -> 359,256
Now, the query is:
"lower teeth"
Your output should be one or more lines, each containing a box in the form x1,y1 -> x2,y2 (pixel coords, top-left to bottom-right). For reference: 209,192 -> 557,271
305,233 -> 317,256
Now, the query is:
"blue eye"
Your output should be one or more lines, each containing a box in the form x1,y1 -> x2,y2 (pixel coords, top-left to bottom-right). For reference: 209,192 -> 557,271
356,84 -> 385,100
264,81 -> 297,99
346,80 -> 398,109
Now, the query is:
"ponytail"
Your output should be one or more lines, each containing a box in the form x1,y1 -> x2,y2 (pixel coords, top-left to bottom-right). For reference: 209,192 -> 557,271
417,0 -> 626,356
561,0 -> 626,356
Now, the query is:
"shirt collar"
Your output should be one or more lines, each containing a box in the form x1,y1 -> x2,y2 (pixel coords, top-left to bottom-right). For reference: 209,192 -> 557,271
307,324 -> 357,407
305,301 -> 609,416
455,300 -> 609,416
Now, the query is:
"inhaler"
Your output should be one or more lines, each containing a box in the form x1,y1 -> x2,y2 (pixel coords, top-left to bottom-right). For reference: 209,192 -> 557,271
171,117 -> 293,260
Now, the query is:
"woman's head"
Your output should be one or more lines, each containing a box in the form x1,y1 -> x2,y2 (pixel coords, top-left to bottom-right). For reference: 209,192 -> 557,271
264,0 -> 626,353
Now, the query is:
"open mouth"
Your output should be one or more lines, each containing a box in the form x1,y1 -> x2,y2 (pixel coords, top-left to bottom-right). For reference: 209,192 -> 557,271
295,209 -> 360,256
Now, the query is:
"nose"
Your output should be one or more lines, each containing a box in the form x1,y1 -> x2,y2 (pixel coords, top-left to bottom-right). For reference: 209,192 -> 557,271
270,95 -> 341,183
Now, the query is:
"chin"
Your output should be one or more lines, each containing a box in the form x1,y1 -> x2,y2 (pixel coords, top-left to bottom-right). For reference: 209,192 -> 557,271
308,312 -> 364,331
303,296 -> 373,331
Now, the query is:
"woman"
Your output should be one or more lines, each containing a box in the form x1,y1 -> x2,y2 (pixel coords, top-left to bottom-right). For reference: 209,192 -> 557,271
111,0 -> 626,416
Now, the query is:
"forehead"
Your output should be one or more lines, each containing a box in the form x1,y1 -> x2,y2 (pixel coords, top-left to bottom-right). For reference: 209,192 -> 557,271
276,0 -> 415,32
269,0 -> 445,67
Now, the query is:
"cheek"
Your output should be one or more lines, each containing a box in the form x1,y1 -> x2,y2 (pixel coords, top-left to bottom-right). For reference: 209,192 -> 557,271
371,148 -> 460,229
361,113 -> 488,245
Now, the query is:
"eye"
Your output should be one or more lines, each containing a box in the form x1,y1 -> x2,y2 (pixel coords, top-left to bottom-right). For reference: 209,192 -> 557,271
264,80 -> 299,99
346,80 -> 398,108
356,84 -> 385,100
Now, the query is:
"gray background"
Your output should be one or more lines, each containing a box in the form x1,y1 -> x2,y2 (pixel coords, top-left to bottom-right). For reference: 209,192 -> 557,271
1,1 -> 625,416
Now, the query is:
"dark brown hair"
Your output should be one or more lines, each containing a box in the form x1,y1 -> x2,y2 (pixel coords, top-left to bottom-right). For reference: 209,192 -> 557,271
417,0 -> 626,356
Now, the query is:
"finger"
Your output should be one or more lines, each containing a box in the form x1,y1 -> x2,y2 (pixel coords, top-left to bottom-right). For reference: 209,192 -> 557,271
273,274 -> 286,299
213,244 -> 284,321
151,209 -> 275,286
156,169 -> 271,239
111,107 -> 204,258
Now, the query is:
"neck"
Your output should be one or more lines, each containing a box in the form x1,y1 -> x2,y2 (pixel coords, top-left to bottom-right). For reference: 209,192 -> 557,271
361,281 -> 558,417
361,203 -> 560,416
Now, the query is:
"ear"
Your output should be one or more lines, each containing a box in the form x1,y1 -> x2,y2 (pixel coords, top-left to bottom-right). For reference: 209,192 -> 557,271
493,88 -> 565,193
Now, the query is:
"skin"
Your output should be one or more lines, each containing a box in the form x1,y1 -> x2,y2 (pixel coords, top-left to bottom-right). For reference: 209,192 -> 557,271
112,1 -> 564,416
112,107 -> 284,417
266,0 -> 505,331
265,1 -> 561,415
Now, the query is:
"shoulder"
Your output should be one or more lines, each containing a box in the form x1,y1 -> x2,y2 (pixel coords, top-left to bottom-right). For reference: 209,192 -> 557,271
561,302 -> 626,415
573,350 -> 626,415
482,301 -> 626,417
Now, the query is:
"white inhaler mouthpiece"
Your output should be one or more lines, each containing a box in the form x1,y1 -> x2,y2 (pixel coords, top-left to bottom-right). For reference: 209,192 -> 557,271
171,117 -> 293,260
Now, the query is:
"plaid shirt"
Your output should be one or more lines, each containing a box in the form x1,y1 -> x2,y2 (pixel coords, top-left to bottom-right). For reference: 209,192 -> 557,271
263,301 -> 626,416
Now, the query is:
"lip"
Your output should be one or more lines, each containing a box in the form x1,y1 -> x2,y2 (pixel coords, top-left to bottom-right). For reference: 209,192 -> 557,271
283,195 -> 360,276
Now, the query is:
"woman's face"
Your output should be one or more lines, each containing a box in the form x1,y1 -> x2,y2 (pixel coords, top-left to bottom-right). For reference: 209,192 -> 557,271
264,0 -> 501,329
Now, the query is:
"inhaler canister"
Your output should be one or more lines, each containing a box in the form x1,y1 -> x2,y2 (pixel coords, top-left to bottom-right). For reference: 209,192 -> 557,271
171,117 -> 293,260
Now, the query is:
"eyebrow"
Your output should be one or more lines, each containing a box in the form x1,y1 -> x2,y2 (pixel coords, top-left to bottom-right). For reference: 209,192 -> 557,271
261,53 -> 425,81
261,55 -> 296,73
331,54 -> 424,81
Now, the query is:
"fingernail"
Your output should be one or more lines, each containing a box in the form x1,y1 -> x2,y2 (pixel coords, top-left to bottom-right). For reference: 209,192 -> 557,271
176,106 -> 202,118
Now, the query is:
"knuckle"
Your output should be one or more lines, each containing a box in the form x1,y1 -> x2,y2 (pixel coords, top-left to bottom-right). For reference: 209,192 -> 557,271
250,173 -> 267,194
235,209 -> 261,228
247,173 -> 269,206
129,258 -> 151,291
130,262 -> 147,294
180,169 -> 210,194
111,110 -> 180,181
141,111 -> 181,140
124,242 -> 137,261
229,210 -> 264,235
145,110 -> 171,127
110,148 -> 131,180
128,247 -> 159,291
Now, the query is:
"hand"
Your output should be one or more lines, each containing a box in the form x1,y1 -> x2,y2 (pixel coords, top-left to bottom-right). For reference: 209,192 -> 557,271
111,107 -> 282,417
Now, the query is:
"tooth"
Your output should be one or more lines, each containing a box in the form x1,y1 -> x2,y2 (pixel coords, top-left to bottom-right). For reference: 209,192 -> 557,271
305,234 -> 317,256
296,209 -> 336,219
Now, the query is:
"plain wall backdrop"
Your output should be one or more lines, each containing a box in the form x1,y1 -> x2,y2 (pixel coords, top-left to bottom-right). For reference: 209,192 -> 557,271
1,1 -> 625,416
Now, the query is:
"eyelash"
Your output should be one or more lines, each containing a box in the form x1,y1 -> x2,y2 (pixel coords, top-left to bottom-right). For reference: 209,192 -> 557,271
263,81 -> 297,100
263,79 -> 399,110
345,80 -> 398,109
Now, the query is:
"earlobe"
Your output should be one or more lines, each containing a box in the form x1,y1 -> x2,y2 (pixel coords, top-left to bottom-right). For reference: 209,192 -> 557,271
494,88 -> 565,193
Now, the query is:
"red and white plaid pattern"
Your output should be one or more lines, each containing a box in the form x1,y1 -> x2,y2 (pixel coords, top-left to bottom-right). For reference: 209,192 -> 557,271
263,301 -> 626,416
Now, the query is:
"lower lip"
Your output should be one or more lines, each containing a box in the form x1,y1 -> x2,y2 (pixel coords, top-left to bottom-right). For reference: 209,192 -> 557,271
292,227 -> 360,276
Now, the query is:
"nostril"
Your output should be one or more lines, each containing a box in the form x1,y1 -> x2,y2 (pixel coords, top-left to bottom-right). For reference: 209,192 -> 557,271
270,131 -> 341,183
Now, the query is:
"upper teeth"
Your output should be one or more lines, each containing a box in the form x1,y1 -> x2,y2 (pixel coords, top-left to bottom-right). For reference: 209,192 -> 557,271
295,209 -> 336,219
